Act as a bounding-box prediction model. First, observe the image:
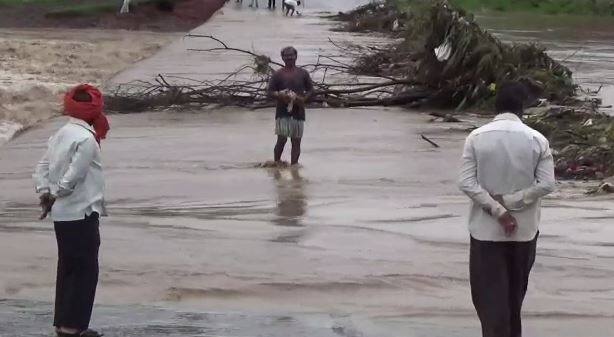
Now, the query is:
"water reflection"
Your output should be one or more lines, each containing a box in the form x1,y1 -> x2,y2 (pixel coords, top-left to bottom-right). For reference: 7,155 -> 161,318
270,168 -> 307,243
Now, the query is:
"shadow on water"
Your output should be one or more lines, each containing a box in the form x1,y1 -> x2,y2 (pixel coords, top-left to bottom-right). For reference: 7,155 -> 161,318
269,167 -> 308,243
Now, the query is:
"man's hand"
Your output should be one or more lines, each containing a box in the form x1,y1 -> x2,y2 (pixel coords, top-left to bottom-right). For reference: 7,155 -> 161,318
498,211 -> 518,237
274,91 -> 292,104
491,194 -> 505,207
280,93 -> 292,104
39,193 -> 56,220
295,95 -> 307,107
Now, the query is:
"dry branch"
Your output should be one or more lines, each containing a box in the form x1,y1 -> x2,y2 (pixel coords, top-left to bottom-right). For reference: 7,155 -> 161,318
106,35 -> 428,112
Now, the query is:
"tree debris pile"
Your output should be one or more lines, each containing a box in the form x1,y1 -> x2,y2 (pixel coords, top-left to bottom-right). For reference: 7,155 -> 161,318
343,0 -> 575,110
525,105 -> 614,180
337,1 -> 613,179
332,1 -> 406,33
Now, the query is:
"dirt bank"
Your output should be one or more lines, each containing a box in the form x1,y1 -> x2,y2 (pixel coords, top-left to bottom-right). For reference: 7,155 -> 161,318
0,0 -> 227,32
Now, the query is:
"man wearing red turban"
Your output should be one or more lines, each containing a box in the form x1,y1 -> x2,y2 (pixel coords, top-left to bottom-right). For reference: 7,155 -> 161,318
33,84 -> 108,337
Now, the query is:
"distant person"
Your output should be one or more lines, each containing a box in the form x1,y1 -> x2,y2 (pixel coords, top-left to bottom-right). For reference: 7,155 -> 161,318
34,84 -> 109,337
283,0 -> 301,15
268,0 -> 276,9
267,46 -> 314,165
119,0 -> 131,14
458,81 -> 556,337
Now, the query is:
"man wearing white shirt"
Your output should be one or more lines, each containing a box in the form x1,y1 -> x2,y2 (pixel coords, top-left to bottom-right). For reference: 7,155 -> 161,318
458,82 -> 556,337
34,84 -> 108,337
283,0 -> 300,15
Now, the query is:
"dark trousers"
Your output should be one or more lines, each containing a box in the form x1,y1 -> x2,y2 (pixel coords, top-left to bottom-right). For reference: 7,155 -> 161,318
53,213 -> 100,330
470,233 -> 538,337
268,0 -> 275,8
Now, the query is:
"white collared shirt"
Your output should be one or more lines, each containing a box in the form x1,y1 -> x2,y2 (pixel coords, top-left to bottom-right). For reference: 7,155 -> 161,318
33,118 -> 106,222
458,113 -> 556,242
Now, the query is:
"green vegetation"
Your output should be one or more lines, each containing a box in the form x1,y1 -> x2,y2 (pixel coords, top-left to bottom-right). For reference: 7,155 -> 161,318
0,0 -> 66,6
393,0 -> 614,15
0,0 -> 175,17
342,0 -> 575,109
46,2 -> 118,18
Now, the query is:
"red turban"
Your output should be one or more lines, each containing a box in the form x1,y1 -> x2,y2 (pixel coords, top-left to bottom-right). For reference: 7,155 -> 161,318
63,84 -> 110,144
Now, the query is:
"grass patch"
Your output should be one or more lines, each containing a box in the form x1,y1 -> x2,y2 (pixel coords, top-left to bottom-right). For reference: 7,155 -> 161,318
0,0 -> 174,17
394,0 -> 614,16
45,2 -> 118,18
0,0 -> 66,6
42,0 -> 172,18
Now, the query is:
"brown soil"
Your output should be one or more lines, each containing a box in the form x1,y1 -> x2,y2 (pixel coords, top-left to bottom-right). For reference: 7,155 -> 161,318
0,0 -> 227,32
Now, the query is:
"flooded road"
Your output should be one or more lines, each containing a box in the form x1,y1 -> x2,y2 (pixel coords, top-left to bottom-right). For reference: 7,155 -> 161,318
1,2 -> 614,337
110,0 -> 384,87
2,107 -> 613,336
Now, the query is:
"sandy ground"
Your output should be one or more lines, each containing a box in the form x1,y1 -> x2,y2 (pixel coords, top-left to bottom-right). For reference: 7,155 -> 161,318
1,2 -> 613,337
0,29 -> 179,145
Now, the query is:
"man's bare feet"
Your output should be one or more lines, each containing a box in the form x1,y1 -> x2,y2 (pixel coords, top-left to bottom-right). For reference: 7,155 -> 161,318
57,327 -> 79,334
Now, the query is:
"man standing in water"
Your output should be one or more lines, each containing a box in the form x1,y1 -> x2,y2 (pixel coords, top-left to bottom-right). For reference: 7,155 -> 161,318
458,82 -> 556,337
34,84 -> 109,337
268,46 -> 314,165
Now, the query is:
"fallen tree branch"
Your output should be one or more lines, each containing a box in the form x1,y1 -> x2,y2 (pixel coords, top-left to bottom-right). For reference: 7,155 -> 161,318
106,35 -> 431,112
420,134 -> 440,148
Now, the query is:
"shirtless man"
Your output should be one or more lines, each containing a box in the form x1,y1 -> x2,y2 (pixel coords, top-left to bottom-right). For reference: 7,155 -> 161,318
268,46 -> 314,165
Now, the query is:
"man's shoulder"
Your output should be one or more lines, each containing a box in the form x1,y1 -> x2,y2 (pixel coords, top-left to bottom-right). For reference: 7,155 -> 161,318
299,67 -> 311,77
271,69 -> 282,78
470,119 -> 549,145
469,120 -> 501,137
471,118 -> 525,134
524,124 -> 549,145
61,122 -> 96,143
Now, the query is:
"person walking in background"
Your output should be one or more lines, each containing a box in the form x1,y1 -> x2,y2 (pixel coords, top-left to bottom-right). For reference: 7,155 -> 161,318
34,84 -> 109,337
458,81 -> 556,337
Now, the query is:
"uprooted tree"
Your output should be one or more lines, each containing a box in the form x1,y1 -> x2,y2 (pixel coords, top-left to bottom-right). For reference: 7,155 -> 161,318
336,0 -> 576,109
107,0 -> 576,112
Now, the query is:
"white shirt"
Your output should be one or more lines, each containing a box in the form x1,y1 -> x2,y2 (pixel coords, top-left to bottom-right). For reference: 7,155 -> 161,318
33,118 -> 107,222
458,113 -> 556,242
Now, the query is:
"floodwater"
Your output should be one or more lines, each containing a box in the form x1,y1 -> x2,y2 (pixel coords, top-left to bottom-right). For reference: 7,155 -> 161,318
478,13 -> 614,112
1,2 -> 614,337
0,29 -> 177,147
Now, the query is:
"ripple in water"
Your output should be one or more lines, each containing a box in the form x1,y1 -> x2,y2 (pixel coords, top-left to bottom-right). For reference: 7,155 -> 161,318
0,120 -> 23,147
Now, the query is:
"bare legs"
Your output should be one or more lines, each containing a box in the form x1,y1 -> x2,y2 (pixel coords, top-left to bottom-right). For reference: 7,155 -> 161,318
274,136 -> 301,165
